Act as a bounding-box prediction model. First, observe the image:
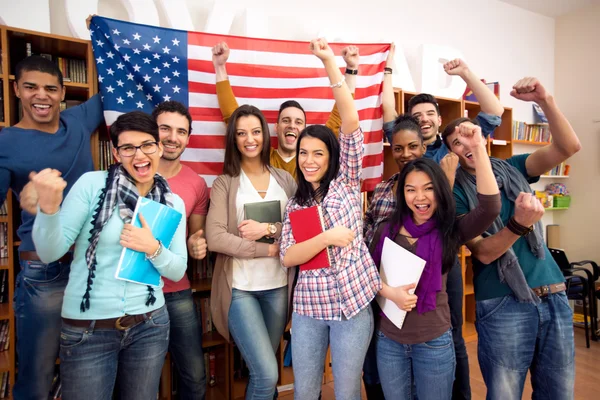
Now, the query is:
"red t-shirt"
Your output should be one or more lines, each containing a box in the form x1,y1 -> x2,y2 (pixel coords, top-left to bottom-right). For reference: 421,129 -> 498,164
163,164 -> 208,293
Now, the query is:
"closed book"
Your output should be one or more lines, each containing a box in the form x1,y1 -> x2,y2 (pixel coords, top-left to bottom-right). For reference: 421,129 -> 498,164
289,205 -> 331,271
244,200 -> 281,244
115,197 -> 183,287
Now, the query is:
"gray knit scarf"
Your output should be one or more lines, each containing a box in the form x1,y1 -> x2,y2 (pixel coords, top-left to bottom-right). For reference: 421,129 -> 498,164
455,157 -> 544,304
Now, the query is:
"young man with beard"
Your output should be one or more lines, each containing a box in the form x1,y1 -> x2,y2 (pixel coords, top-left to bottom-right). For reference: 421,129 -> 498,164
152,101 -> 209,399
379,53 -> 505,400
444,77 -> 580,400
0,55 -> 104,398
211,42 -> 359,179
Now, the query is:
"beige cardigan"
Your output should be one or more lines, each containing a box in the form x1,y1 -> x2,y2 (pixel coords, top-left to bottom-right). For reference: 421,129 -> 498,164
206,167 -> 298,342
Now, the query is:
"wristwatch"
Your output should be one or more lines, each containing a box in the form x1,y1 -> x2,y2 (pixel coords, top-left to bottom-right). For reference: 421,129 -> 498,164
266,223 -> 277,237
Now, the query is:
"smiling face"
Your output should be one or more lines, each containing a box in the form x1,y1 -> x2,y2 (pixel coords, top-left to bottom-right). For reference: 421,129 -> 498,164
392,129 -> 427,171
275,107 -> 306,154
235,115 -> 264,161
157,111 -> 190,161
410,102 -> 442,143
445,125 -> 477,173
403,170 -> 438,225
14,70 -> 65,129
298,136 -> 330,190
112,130 -> 163,195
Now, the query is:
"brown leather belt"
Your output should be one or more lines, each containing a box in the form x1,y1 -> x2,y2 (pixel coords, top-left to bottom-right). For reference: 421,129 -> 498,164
532,282 -> 566,298
20,250 -> 73,264
63,310 -> 157,331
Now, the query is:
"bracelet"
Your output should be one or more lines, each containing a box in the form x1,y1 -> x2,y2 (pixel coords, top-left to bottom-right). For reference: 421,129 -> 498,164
146,239 -> 163,261
330,75 -> 345,89
507,217 -> 533,237
345,68 -> 358,75
384,67 -> 393,74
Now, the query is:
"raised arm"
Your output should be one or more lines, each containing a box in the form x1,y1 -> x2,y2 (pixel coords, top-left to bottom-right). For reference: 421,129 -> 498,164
325,45 -> 359,138
511,78 -> 581,177
311,38 -> 359,134
212,42 -> 239,125
444,59 -> 504,117
465,192 -> 544,264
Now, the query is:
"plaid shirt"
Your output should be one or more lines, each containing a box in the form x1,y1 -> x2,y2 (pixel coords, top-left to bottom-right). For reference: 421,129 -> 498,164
363,173 -> 399,247
280,127 -> 382,321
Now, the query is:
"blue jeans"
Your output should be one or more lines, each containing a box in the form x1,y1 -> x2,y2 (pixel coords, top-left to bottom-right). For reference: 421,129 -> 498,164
476,292 -> 575,400
59,305 -> 170,400
292,306 -> 374,400
228,286 -> 288,400
447,258 -> 470,400
13,259 -> 70,400
375,328 -> 455,400
165,289 -> 206,400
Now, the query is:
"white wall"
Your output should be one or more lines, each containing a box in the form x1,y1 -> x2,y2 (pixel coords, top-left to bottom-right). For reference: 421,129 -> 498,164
40,0 -> 556,121
554,4 -> 600,263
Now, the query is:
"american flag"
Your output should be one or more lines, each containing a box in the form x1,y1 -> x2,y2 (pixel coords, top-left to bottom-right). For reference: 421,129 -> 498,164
90,16 -> 388,191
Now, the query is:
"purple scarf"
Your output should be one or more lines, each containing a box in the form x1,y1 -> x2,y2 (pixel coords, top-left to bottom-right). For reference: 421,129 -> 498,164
372,215 -> 442,314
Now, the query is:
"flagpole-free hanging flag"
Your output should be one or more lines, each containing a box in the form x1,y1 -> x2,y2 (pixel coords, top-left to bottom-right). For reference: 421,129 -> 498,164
89,16 -> 388,191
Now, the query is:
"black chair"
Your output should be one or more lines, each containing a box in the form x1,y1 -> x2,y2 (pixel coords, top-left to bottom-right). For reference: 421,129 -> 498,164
549,248 -> 599,347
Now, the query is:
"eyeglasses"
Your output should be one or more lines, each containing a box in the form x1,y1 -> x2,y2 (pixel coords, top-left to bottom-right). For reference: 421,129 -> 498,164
116,142 -> 159,157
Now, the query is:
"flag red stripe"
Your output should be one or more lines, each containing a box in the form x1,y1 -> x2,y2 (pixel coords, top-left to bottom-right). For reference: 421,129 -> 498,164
187,32 -> 390,56
187,59 -> 385,79
362,154 -> 384,169
188,81 -> 382,101
188,108 -> 383,125
362,177 -> 382,192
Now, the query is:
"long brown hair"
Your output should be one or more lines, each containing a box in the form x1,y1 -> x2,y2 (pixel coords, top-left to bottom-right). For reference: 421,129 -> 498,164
223,104 -> 271,176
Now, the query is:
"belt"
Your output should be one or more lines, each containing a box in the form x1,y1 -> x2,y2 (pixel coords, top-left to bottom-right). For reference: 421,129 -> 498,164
20,250 -> 72,264
532,283 -> 566,298
62,310 -> 158,331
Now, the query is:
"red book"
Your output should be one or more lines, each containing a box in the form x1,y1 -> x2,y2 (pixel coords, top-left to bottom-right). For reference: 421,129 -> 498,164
289,205 -> 332,271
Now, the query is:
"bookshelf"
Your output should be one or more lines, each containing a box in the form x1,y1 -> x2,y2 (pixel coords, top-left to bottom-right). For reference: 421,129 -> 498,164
0,24 -> 98,399
381,88 -> 514,343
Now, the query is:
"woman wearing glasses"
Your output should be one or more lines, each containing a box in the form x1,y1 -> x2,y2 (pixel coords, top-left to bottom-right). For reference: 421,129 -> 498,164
31,111 -> 187,399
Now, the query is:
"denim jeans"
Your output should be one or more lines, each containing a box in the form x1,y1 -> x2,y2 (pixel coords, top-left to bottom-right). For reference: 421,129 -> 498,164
375,328 -> 455,400
59,305 -> 170,400
13,259 -> 70,400
292,305 -> 374,400
447,258 -> 471,400
476,292 -> 574,400
228,286 -> 288,400
165,289 -> 206,400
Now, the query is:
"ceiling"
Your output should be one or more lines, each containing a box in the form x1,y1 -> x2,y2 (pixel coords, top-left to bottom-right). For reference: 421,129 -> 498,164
499,0 -> 600,18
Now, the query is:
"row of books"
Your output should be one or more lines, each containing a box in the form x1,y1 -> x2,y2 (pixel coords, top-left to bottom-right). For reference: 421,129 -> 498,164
0,372 -> 9,399
166,351 -> 218,396
190,255 -> 214,281
194,296 -> 215,335
543,161 -> 570,177
0,320 -> 9,353
0,270 -> 9,303
98,140 -> 117,171
59,100 -> 83,111
0,224 -> 8,259
0,201 -> 7,216
38,52 -> 88,84
512,121 -> 552,143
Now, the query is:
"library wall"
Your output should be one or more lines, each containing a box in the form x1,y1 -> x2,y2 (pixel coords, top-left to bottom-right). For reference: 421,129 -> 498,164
554,3 -> 600,263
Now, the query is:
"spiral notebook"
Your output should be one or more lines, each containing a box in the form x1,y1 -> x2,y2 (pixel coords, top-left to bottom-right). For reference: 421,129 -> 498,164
375,237 -> 426,330
115,197 -> 183,287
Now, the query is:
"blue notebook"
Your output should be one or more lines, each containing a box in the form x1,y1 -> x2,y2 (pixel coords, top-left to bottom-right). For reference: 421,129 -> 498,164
115,197 -> 183,287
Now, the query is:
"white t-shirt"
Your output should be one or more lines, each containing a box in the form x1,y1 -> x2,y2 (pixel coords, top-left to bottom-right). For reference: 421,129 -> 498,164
232,170 -> 289,291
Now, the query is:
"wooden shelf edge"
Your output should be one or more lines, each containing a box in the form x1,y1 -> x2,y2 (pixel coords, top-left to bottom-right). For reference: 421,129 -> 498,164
540,175 -> 569,179
8,74 -> 90,88
202,331 -> 227,349
513,139 -> 551,146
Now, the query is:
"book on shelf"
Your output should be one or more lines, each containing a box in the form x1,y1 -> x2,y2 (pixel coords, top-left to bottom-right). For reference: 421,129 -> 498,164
543,161 -> 570,177
512,120 -> 552,143
288,205 -> 332,271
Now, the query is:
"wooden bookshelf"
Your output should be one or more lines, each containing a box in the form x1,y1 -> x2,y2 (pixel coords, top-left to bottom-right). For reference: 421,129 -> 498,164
0,23 -> 98,398
513,139 -> 551,146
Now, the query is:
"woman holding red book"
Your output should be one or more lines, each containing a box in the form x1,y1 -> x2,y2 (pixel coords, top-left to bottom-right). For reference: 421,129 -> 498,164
279,38 -> 382,399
